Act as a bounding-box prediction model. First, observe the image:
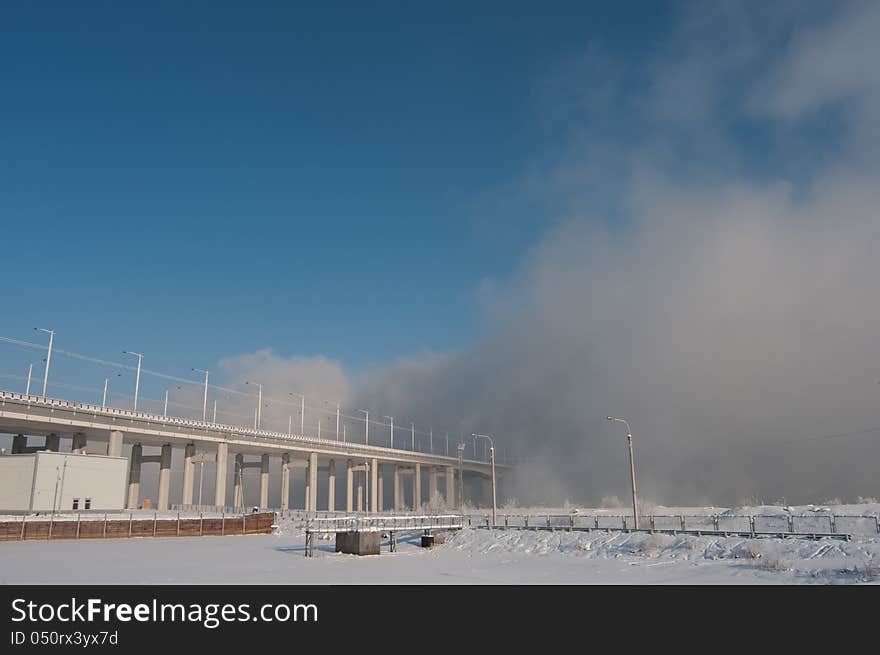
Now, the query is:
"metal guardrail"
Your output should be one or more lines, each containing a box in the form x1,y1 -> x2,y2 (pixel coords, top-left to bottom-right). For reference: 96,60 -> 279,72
0,390 -> 496,466
462,513 -> 880,540
306,514 -> 466,534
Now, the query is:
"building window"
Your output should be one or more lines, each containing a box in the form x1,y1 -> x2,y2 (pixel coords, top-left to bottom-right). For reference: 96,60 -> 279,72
84,498 -> 92,510
72,498 -> 79,510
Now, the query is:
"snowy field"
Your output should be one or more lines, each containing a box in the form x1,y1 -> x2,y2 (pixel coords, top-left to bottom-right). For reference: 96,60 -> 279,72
1,503 -> 878,585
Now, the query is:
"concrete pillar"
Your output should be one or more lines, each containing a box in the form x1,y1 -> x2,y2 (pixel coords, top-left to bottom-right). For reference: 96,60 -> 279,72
446,466 -> 455,508
12,435 -> 26,454
414,463 -> 421,510
71,433 -> 87,454
45,434 -> 60,451
356,480 -> 363,512
182,443 -> 195,506
370,458 -> 378,513
378,466 -> 384,512
214,442 -> 228,508
260,454 -> 269,509
429,467 -> 439,505
108,430 -> 123,457
327,459 -> 335,512
233,453 -> 244,509
157,444 -> 172,511
393,465 -> 402,511
280,454 -> 290,511
308,452 -> 318,513
345,460 -> 353,512
127,444 -> 142,509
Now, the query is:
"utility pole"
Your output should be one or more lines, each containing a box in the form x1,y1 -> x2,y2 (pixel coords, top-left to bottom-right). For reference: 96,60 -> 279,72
473,434 -> 497,526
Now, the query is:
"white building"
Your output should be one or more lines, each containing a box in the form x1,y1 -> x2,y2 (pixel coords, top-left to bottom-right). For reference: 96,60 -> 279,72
0,451 -> 127,513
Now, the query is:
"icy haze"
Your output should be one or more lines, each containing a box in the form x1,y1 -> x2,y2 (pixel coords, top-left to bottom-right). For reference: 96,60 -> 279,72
208,2 -> 880,506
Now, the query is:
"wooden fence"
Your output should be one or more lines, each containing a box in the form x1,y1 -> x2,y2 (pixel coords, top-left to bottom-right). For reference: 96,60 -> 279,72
0,512 -> 275,541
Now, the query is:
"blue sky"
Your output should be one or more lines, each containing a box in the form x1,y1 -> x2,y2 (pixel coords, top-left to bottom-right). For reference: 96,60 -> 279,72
1,2 -> 673,379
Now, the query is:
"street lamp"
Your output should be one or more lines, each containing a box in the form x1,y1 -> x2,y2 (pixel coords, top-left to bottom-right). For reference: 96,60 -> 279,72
607,416 -> 639,529
34,327 -> 55,400
472,434 -> 497,527
192,368 -> 209,421
122,351 -> 143,412
246,381 -> 262,429
411,423 -> 415,451
25,363 -> 33,396
357,410 -> 369,445
289,392 -> 305,436
383,416 -> 394,449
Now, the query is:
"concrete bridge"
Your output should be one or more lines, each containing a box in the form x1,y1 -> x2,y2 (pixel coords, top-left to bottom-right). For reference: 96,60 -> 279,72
0,390 -> 504,513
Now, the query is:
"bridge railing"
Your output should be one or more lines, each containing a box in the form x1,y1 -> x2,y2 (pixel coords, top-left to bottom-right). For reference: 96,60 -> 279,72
0,390 -> 490,465
305,514 -> 466,534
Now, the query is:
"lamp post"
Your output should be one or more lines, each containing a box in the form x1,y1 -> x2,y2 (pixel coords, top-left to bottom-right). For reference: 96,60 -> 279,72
192,368 -> 209,421
34,327 -> 55,400
607,416 -> 639,529
472,434 -> 496,527
357,410 -> 369,445
289,392 -> 305,436
25,363 -> 33,396
122,351 -> 143,412
246,381 -> 262,429
384,416 -> 394,449
411,423 -> 415,451
457,442 -> 465,510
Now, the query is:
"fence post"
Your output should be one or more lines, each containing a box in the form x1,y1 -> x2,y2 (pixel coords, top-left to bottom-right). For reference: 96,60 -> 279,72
153,512 -> 157,537
650,515 -> 655,532
787,515 -> 794,533
713,515 -> 719,531
199,513 -> 203,537
875,516 -> 880,535
20,515 -> 26,540
103,513 -> 108,538
221,510 -> 225,536
128,513 -> 133,537
76,513 -> 81,539
243,514 -> 246,535
679,515 -> 685,531
177,512 -> 180,537
622,515 -> 627,530
570,515 -> 574,531
48,515 -> 54,540
749,516 -> 755,537
595,515 -> 600,530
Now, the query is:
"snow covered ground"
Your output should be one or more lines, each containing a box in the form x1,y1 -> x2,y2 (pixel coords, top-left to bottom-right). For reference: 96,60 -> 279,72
1,503 -> 877,584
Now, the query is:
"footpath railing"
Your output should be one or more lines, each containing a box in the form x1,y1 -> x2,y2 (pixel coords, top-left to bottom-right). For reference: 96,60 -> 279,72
462,513 -> 880,540
306,514 -> 465,534
0,511 -> 275,541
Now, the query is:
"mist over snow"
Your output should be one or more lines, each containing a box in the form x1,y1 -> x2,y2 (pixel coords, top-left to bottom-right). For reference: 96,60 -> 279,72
205,2 -> 880,507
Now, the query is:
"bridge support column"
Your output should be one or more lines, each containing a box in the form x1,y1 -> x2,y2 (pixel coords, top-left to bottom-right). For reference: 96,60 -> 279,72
356,471 -> 363,512
445,466 -> 455,508
413,463 -> 421,510
45,434 -> 60,452
233,454 -> 244,509
308,452 -> 318,513
127,444 -> 142,509
12,435 -> 26,454
71,433 -> 87,454
214,442 -> 228,508
378,466 -> 384,512
393,465 -> 402,511
182,444 -> 195,506
370,458 -> 378,513
280,454 -> 291,511
157,444 -> 172,511
429,467 -> 439,505
260,454 -> 269,509
345,460 -> 353,512
108,430 -> 123,457
327,460 -> 335,512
